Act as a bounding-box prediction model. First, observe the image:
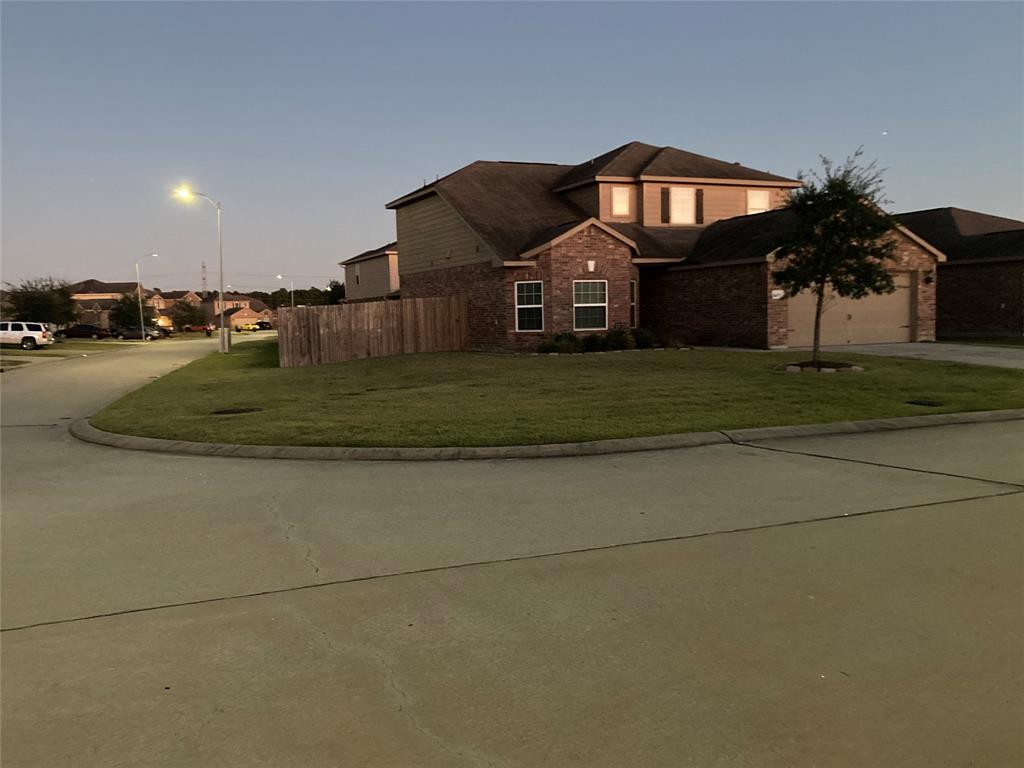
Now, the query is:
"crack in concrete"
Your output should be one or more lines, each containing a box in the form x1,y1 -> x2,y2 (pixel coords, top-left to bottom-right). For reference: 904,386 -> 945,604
270,499 -> 322,579
289,603 -> 496,767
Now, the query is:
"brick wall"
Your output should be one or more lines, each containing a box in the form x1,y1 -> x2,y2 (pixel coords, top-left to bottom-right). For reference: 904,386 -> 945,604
937,260 -> 1024,337
400,263 -> 507,351
890,237 -> 938,342
402,225 -> 638,352
503,226 -> 637,352
641,262 -> 772,347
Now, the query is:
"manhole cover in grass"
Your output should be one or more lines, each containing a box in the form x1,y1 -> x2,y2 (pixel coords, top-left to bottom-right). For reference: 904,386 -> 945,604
906,399 -> 943,407
211,407 -> 263,415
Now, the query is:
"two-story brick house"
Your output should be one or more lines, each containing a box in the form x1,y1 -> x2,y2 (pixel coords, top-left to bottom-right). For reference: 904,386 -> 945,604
385,141 -> 944,350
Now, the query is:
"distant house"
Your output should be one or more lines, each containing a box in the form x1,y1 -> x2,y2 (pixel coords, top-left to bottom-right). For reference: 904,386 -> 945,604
897,207 -> 1024,339
69,279 -> 142,302
382,141 -> 942,350
340,242 -> 399,302
69,279 -> 147,329
150,290 -> 202,310
203,291 -> 260,316
213,304 -> 275,329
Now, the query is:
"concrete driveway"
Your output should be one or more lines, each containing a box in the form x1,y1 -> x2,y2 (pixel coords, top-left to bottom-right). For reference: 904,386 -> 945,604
822,341 -> 1024,369
2,340 -> 1022,767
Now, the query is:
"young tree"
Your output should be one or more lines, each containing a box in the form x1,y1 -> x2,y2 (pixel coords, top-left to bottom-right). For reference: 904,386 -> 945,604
326,280 -> 345,305
109,293 -> 153,328
773,149 -> 898,367
3,278 -> 77,325
169,301 -> 206,328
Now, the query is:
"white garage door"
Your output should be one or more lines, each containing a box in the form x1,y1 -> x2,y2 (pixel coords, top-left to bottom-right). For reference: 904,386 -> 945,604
788,273 -> 913,346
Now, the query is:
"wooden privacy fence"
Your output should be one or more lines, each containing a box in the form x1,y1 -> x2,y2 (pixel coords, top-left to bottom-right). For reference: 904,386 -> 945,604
276,296 -> 468,368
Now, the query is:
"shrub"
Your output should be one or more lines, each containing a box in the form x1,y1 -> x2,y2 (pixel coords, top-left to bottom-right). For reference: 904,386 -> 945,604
553,332 -> 579,349
605,329 -> 635,350
581,333 -> 608,352
632,327 -> 656,349
554,339 -> 579,354
537,341 -> 559,354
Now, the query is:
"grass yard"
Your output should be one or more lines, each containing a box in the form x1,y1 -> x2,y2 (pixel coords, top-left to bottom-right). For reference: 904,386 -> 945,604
91,340 -> 1024,447
0,359 -> 32,371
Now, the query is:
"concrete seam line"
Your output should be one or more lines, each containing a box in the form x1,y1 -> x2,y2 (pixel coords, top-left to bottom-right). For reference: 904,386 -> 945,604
69,408 -> 1024,463
5,487 -> 1020,634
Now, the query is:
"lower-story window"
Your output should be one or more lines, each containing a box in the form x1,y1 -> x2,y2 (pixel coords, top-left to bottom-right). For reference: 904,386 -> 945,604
515,281 -> 544,332
573,280 -> 608,331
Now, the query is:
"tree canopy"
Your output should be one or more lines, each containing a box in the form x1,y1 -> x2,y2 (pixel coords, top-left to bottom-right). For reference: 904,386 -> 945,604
773,149 -> 898,364
2,278 -> 77,325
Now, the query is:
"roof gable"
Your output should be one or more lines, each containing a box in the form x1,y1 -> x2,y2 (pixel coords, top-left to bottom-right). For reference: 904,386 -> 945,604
554,141 -> 799,190
896,207 -> 1024,253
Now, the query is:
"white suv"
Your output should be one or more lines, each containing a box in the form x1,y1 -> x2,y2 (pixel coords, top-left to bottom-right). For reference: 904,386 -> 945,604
0,321 -> 56,350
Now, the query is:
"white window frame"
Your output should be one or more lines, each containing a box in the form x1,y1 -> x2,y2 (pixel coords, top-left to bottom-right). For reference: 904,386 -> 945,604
514,280 -> 544,333
629,279 -> 638,329
669,187 -> 696,225
747,189 -> 771,215
610,186 -> 630,217
573,280 -> 608,331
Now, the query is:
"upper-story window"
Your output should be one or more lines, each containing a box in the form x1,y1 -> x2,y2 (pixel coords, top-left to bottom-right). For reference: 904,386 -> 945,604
610,186 -> 630,217
669,187 -> 696,225
747,189 -> 771,215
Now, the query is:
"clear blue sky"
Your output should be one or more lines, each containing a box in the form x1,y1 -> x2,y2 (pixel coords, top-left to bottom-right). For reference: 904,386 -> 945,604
2,1 -> 1021,291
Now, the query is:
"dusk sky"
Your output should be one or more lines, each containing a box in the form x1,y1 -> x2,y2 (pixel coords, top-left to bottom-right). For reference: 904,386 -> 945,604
2,1 -> 1022,292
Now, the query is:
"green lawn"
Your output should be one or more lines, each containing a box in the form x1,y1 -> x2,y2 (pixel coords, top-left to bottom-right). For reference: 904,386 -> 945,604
90,340 -> 1024,448
0,359 -> 32,371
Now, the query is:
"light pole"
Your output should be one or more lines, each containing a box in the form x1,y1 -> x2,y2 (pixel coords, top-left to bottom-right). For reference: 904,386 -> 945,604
276,274 -> 294,307
174,184 -> 229,353
136,253 -> 158,340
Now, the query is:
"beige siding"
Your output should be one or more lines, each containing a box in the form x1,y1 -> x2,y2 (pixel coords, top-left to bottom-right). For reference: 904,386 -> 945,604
598,183 -> 639,223
564,184 -> 599,218
396,194 -> 494,275
642,183 -> 792,226
345,254 -> 395,300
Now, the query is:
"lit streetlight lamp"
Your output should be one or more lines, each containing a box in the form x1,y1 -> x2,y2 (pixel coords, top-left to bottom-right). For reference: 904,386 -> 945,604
276,274 -> 294,308
136,253 -> 158,340
174,184 -> 229,352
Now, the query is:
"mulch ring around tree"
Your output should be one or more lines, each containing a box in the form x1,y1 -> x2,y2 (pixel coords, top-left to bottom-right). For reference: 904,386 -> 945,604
783,360 -> 865,373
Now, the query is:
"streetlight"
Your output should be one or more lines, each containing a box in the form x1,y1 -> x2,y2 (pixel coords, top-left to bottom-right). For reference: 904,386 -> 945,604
136,253 -> 158,340
276,274 -> 294,308
174,183 -> 229,353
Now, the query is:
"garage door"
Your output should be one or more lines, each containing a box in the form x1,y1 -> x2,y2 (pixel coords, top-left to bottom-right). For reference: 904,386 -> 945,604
787,273 -> 913,346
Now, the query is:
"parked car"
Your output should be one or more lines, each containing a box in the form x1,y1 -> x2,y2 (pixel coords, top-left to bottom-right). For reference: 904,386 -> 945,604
237,321 -> 273,332
0,321 -> 56,349
111,326 -> 162,341
181,323 -> 215,333
57,324 -> 112,340
156,326 -> 175,337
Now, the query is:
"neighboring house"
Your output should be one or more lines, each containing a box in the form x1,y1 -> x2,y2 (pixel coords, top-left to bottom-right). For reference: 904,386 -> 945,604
340,242 -> 399,302
203,292 -> 258,316
69,279 -> 142,302
213,305 -> 275,329
150,290 -> 203,310
383,141 -> 942,350
897,207 -> 1024,339
70,279 -> 149,330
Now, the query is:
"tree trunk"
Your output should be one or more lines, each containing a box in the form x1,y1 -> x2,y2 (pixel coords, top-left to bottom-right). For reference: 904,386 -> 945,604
812,284 -> 825,368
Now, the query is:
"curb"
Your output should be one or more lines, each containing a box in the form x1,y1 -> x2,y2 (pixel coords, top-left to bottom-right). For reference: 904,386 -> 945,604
70,409 -> 1024,462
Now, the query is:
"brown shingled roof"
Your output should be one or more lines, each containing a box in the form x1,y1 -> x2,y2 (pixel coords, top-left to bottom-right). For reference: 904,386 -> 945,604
896,207 -> 1024,262
555,141 -> 799,190
340,241 -> 398,266
389,161 -> 583,260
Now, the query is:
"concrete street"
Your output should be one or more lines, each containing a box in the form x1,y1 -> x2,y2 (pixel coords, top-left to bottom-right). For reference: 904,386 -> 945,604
2,338 -> 1022,767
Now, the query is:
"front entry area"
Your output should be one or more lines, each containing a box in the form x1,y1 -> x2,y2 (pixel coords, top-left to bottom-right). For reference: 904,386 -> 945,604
787,273 -> 914,346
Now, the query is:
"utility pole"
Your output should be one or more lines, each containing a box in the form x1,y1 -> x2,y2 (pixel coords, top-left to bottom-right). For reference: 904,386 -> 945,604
201,261 -> 208,298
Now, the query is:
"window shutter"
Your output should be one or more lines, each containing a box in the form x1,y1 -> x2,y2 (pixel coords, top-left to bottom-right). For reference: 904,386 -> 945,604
696,189 -> 704,224
661,188 -> 670,224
